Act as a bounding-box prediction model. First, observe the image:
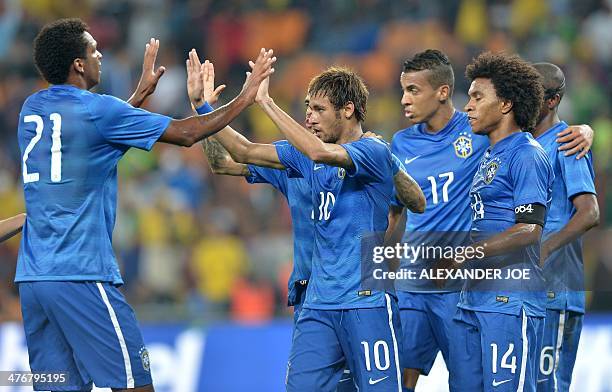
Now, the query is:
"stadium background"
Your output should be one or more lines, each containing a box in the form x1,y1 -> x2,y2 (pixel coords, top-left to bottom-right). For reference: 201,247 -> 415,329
0,0 -> 610,390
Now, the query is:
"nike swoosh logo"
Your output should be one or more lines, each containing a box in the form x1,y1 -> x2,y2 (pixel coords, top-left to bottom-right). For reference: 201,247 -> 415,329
492,379 -> 511,387
537,379 -> 549,383
314,165 -> 324,170
404,155 -> 420,165
368,376 -> 388,385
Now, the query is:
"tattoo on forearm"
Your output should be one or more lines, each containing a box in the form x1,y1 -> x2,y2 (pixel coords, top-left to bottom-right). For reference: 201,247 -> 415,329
203,138 -> 228,169
202,138 -> 250,176
394,171 -> 425,213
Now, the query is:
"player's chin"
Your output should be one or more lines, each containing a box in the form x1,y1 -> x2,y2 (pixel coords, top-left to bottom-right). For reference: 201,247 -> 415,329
469,119 -> 482,133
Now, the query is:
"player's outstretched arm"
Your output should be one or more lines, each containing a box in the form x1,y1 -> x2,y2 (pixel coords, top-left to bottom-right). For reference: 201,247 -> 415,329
127,38 -> 166,108
393,170 -> 426,213
0,213 -> 26,243
254,74 -> 354,169
158,48 -> 276,147
541,194 -> 599,262
557,124 -> 594,159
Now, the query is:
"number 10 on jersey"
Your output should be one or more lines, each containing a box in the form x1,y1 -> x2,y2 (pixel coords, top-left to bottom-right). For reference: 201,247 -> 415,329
22,114 -> 62,183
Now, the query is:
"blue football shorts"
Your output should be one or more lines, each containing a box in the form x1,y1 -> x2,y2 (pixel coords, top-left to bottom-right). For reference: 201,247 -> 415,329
19,281 -> 152,391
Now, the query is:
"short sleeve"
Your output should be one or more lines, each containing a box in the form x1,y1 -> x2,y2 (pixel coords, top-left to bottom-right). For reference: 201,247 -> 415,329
391,153 -> 405,176
341,138 -> 392,182
510,145 -> 554,208
275,143 -> 312,183
559,151 -> 596,199
246,164 -> 289,196
86,94 -> 171,151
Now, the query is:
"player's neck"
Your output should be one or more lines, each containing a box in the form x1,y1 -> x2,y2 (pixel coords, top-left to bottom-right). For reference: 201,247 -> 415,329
336,124 -> 363,144
487,118 -> 520,146
533,112 -> 560,138
64,74 -> 89,90
424,103 -> 455,134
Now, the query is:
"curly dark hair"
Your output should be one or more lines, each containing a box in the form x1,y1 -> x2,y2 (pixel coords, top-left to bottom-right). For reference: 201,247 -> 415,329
403,49 -> 454,95
465,52 -> 544,131
33,18 -> 90,85
307,66 -> 369,123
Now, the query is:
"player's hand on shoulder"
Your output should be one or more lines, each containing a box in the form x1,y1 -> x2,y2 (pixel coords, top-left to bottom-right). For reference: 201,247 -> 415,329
556,124 -> 594,159
363,131 -> 384,140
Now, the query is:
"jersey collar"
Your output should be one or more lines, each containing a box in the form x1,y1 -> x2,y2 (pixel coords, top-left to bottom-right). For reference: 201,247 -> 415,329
415,110 -> 462,140
487,131 -> 526,155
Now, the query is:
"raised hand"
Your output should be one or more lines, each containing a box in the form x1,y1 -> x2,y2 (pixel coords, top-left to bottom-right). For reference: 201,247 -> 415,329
186,49 -> 204,107
129,38 -> 166,107
240,48 -> 276,104
202,60 -> 226,106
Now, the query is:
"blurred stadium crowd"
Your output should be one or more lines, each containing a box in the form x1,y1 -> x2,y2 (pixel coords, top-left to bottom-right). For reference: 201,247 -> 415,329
0,0 -> 610,323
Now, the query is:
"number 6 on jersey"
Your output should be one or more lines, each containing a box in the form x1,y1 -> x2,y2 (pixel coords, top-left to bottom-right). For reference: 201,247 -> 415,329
22,113 -> 63,183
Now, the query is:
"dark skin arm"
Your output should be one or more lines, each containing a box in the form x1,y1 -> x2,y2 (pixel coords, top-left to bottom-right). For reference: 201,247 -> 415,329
474,223 -> 542,260
540,194 -> 599,263
434,223 -> 542,288
0,213 -> 26,243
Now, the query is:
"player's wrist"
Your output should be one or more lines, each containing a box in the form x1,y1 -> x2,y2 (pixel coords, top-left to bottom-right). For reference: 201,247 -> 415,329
256,95 -> 274,107
195,101 -> 214,115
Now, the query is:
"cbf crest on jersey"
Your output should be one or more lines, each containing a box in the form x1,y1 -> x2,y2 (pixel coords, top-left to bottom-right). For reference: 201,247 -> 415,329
453,131 -> 473,158
484,159 -> 500,184
337,167 -> 346,179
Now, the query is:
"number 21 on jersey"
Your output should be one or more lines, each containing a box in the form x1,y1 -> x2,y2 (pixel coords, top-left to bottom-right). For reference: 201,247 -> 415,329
22,114 -> 63,183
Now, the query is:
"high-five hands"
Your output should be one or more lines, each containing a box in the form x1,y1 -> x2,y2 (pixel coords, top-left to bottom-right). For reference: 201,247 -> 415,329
241,48 -> 276,104
186,49 -> 227,107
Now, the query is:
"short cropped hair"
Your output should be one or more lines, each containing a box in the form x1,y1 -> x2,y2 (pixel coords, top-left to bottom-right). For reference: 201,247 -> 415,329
532,62 -> 566,102
466,52 -> 544,131
33,18 -> 90,85
403,49 -> 455,95
307,67 -> 369,123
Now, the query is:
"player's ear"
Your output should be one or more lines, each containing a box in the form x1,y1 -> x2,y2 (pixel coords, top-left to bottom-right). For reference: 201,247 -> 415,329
438,85 -> 450,103
343,101 -> 355,120
500,99 -> 513,115
548,94 -> 561,110
73,58 -> 85,75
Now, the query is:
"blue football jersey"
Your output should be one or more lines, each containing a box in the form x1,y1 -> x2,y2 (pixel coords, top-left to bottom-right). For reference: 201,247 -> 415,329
390,111 -> 489,292
537,121 -> 596,314
276,137 -> 395,309
246,142 -> 314,307
16,85 -> 171,284
460,131 -> 554,317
